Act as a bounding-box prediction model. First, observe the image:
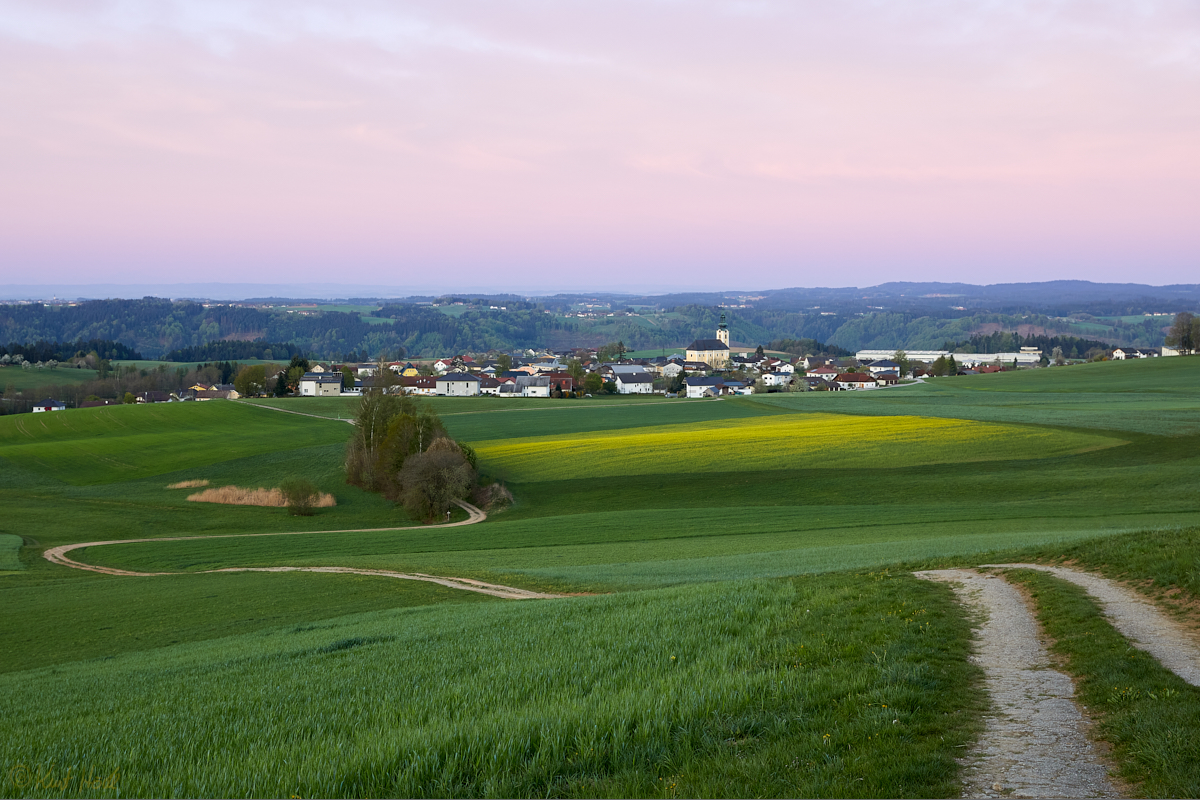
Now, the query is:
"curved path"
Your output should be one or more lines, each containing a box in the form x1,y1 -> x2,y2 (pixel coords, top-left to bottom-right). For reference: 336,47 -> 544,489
43,500 -> 562,600
915,568 -> 1119,798
984,563 -> 1200,687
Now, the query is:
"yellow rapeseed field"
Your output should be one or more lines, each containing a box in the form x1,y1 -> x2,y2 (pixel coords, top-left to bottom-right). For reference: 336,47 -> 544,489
472,413 -> 1120,482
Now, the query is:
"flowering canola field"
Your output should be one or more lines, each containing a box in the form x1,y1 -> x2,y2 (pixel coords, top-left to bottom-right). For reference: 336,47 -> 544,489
472,412 -> 1120,482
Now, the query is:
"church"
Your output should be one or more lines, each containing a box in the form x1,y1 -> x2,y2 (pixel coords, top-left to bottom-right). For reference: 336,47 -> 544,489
685,313 -> 731,369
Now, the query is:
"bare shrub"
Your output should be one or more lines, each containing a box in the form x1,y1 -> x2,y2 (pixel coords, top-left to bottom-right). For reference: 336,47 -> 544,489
472,482 -> 513,513
279,478 -> 320,516
167,479 -> 210,489
187,485 -> 336,509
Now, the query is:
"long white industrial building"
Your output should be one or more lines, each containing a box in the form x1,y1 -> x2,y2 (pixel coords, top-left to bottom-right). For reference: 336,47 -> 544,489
856,348 -> 1044,367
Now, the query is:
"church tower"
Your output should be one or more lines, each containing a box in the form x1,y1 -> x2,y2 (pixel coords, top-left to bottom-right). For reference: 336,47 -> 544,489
717,312 -> 730,347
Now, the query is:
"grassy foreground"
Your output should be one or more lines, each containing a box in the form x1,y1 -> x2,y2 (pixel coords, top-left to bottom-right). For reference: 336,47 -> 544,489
3,357 -> 1200,797
0,573 -> 982,799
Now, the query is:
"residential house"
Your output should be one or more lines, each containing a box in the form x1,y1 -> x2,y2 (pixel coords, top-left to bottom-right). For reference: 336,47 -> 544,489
760,372 -> 792,388
1112,347 -> 1158,360
866,359 -> 901,377
616,372 -> 655,394
540,372 -> 576,395
135,391 -> 172,403
400,376 -> 438,396
300,372 -> 343,397
835,373 -> 876,390
435,373 -> 481,396
685,376 -> 727,398
478,375 -> 503,395
874,372 -> 900,385
808,365 -> 841,381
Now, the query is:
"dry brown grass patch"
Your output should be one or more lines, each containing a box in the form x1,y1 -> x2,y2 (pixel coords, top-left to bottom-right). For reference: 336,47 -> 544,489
187,485 -> 336,508
166,479 -> 210,489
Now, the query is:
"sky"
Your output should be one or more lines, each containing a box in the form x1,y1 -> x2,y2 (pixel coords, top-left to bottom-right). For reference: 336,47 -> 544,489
1,0 -> 1198,293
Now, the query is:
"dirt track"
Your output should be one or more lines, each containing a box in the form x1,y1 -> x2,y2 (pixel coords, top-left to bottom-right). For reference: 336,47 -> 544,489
916,568 -> 1119,799
983,563 -> 1200,687
42,500 -> 562,600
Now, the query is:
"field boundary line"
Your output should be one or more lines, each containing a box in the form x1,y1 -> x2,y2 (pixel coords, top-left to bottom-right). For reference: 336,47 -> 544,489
983,563 -> 1200,687
41,500 -> 561,600
237,400 -> 356,424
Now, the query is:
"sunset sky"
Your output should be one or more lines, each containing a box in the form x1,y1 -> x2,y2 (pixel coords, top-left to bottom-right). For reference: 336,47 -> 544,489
2,1 -> 1197,293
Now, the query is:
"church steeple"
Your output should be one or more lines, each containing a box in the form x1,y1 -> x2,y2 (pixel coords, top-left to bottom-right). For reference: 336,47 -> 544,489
717,311 -> 729,347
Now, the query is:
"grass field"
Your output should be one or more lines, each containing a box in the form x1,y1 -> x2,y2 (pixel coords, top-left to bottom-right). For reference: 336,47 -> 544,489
0,573 -> 982,798
473,413 -> 1119,482
2,355 -> 1200,796
0,365 -> 98,393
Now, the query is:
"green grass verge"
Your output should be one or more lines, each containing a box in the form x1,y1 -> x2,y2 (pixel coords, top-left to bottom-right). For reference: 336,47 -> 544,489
0,573 -> 983,798
1006,569 -> 1200,797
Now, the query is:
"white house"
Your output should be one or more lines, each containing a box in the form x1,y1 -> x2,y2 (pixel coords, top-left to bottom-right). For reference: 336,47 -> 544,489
685,376 -> 726,398
435,373 -> 481,396
299,373 -> 343,397
760,372 -> 792,388
866,359 -> 902,377
835,373 -> 876,390
808,365 -> 840,381
32,398 -> 66,412
1112,347 -> 1157,360
616,372 -> 655,394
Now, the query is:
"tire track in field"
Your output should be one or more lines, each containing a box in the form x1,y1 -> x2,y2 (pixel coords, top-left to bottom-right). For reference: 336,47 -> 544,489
915,568 -> 1120,798
983,563 -> 1200,687
43,500 -> 562,600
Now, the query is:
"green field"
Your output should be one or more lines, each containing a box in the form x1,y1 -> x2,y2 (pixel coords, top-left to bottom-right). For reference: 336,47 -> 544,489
2,356 -> 1200,796
0,364 -> 99,393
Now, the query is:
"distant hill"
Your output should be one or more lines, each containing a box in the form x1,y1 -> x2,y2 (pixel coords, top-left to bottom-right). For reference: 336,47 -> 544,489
0,282 -> 1194,358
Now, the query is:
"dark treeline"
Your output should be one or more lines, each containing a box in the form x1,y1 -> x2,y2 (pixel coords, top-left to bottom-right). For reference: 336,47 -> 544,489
766,338 -> 852,357
0,296 -> 1173,361
164,341 -> 304,362
947,332 -> 1114,359
0,339 -> 142,362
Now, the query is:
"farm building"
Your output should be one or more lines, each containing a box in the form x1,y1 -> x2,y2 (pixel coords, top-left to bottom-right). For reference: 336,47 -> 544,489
32,398 -> 66,412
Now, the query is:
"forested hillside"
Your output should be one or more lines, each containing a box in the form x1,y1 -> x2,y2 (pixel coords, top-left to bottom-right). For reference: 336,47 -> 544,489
0,296 -> 1176,359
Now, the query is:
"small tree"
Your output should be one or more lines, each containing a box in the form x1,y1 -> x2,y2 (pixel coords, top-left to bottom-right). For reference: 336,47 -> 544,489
341,365 -> 356,390
397,438 -> 476,522
583,373 -> 603,394
496,354 -> 513,373
567,358 -> 585,386
1165,312 -> 1196,354
123,392 -> 136,404
279,478 -> 319,516
1052,346 -> 1066,366
234,364 -> 267,396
